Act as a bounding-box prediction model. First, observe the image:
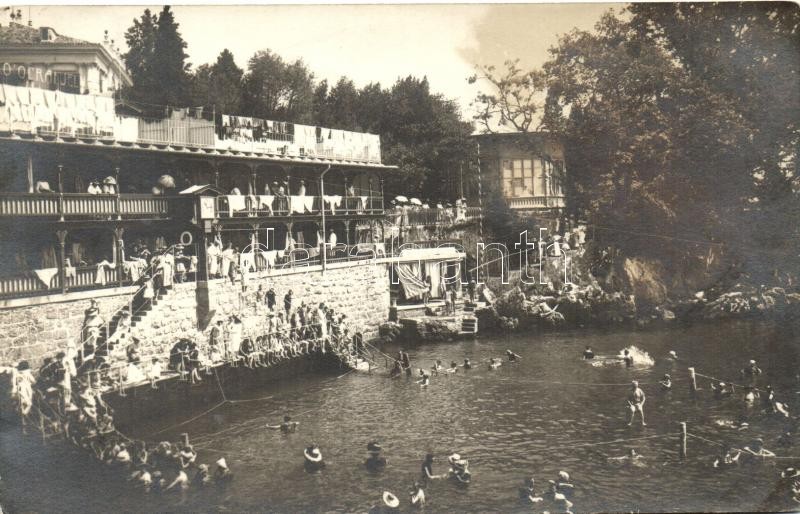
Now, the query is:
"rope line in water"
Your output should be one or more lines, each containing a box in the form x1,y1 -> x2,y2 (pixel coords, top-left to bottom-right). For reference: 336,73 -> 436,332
694,371 -> 763,393
149,401 -> 228,437
687,432 -> 800,461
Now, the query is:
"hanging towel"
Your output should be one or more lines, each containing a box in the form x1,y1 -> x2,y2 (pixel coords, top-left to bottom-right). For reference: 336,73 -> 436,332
32,268 -> 59,289
323,195 -> 342,214
290,196 -> 306,214
227,195 -> 247,216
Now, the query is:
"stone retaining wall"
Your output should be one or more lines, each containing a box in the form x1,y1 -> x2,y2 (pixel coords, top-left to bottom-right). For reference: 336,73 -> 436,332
121,263 -> 390,363
0,289 -> 132,366
0,263 -> 391,368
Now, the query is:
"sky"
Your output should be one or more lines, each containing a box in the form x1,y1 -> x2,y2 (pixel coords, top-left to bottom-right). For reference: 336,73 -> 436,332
23,3 -> 620,118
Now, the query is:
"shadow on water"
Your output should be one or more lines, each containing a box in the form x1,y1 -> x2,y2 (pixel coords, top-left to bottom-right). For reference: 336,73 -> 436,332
2,319 -> 800,513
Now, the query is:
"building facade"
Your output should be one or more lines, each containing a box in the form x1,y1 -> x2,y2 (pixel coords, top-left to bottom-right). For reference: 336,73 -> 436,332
0,23 -> 131,96
474,132 -> 566,224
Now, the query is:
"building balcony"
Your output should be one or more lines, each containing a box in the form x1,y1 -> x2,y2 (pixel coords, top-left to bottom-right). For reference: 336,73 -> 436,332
0,192 -> 185,221
214,194 -> 384,219
507,196 -> 565,210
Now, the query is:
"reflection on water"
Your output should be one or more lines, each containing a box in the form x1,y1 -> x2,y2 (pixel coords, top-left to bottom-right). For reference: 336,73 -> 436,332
2,320 -> 800,513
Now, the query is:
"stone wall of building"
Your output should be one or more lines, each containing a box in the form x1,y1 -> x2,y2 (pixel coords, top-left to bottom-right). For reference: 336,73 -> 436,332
127,262 -> 391,362
0,263 -> 391,369
0,288 -> 133,366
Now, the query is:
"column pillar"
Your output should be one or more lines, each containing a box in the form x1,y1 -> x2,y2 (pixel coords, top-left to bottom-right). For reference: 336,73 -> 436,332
213,161 -> 220,188
249,163 -> 258,196
26,152 -> 34,193
57,164 -> 64,222
344,220 -> 351,246
56,229 -> 68,294
114,226 -> 125,287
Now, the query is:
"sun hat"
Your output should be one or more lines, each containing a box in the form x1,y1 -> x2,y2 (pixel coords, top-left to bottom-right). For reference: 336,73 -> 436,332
367,441 -> 382,453
304,446 -> 323,463
215,458 -> 228,469
782,467 -> 800,479
382,491 -> 400,508
558,470 -> 570,482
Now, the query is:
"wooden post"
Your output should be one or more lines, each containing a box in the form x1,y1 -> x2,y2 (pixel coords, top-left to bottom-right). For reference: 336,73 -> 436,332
56,229 -> 68,294
181,432 -> 190,447
680,421 -> 687,460
688,367 -> 697,394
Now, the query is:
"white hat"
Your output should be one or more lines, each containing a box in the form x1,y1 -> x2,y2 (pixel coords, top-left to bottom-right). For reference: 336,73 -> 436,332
749,360 -> 756,364
304,447 -> 323,463
215,458 -> 228,469
382,491 -> 400,508
447,453 -> 461,465
558,470 -> 570,482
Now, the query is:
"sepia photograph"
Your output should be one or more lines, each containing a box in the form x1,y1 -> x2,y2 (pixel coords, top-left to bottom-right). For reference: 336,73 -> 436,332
0,2 -> 798,512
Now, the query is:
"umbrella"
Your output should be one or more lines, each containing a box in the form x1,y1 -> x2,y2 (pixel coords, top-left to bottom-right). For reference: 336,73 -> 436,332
158,174 -> 176,189
409,198 -> 422,206
394,195 -> 409,203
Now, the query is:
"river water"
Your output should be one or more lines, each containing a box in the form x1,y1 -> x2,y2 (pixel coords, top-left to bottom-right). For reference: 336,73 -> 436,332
2,320 -> 800,513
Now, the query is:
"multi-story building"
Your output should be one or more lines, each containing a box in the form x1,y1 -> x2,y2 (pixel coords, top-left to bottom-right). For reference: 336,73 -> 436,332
0,22 -> 131,96
473,132 -> 566,229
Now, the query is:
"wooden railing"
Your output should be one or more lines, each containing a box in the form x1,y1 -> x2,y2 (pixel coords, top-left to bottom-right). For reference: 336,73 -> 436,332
0,265 -> 124,299
0,193 -> 178,220
396,207 -> 482,227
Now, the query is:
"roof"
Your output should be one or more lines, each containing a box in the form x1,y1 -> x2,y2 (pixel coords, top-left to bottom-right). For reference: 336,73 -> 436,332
0,23 -> 91,47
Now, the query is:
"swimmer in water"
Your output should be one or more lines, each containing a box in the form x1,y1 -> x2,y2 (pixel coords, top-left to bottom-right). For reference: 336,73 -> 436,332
488,358 -> 502,370
266,415 -> 299,433
622,349 -> 634,368
432,360 -> 444,373
463,358 -> 472,370
417,372 -> 430,387
420,453 -> 444,482
445,361 -> 459,373
627,381 -> 647,426
583,346 -> 594,360
659,374 -> 672,391
518,477 -> 544,504
668,350 -> 678,360
742,437 -> 775,461
365,441 -> 387,472
713,444 -> 741,468
609,448 -> 645,466
711,381 -> 733,399
409,481 -> 426,508
506,350 -> 521,362
744,386 -> 759,405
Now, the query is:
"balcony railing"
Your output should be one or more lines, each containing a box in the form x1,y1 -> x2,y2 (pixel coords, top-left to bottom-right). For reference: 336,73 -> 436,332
507,196 -> 565,209
0,193 -> 180,220
214,194 -> 384,218
0,265 -> 124,299
392,207 -> 481,227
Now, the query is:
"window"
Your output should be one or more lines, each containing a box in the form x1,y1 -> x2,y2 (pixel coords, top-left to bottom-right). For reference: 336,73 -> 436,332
502,159 -> 534,197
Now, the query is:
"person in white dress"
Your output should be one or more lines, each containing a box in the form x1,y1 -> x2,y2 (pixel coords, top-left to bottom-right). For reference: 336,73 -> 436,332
207,240 -> 220,278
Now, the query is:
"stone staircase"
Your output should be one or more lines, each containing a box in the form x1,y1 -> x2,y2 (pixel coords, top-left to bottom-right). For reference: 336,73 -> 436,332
459,301 -> 479,335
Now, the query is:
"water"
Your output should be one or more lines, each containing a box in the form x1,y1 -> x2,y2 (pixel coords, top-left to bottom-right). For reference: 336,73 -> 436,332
2,320 -> 800,513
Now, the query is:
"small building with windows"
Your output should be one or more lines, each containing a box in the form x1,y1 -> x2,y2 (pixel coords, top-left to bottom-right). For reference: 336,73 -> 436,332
473,132 -> 566,226
0,22 -> 131,96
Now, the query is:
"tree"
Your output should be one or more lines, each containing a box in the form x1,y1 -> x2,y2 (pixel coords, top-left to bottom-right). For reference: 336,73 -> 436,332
468,59 -> 547,133
243,50 -> 315,123
191,49 -> 244,115
123,6 -> 191,106
326,77 -> 360,131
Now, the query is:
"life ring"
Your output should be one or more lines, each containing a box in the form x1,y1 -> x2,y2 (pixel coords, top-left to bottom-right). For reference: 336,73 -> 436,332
180,231 -> 193,246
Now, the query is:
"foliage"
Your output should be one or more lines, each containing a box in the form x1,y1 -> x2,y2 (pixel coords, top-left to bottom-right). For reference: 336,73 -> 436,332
123,6 -> 191,106
472,5 -> 800,281
242,50 -> 315,123
190,49 -> 244,115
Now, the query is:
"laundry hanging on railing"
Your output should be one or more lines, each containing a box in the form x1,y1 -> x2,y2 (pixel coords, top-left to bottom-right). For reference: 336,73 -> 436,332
94,260 -> 116,285
323,195 -> 342,214
32,268 -> 59,289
